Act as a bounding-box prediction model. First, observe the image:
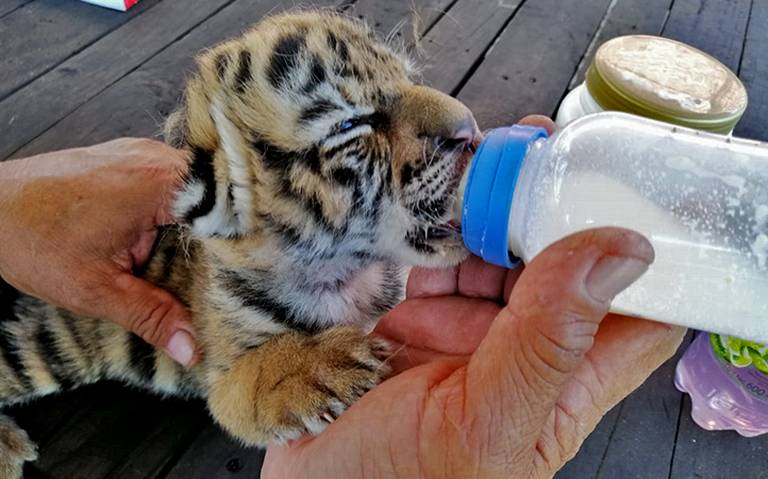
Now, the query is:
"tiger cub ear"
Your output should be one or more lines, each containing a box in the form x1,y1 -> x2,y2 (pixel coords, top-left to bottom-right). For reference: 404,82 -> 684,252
167,101 -> 254,239
172,147 -> 241,239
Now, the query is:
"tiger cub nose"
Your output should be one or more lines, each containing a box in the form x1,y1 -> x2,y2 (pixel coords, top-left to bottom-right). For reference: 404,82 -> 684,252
442,115 -> 480,151
398,85 -> 479,148
449,116 -> 480,146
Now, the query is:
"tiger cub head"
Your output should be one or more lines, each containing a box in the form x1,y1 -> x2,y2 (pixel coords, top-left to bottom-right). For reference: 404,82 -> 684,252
168,10 -> 479,268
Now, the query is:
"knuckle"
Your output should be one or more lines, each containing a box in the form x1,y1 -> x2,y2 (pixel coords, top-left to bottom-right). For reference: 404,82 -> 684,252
544,309 -> 599,355
141,163 -> 172,180
521,288 -> 599,325
553,401 -> 589,466
129,301 -> 172,345
110,137 -> 156,153
106,137 -> 136,147
65,282 -> 108,317
132,137 -> 163,149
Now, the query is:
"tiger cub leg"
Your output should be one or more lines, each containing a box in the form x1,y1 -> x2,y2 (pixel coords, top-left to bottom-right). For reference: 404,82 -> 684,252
207,326 -> 390,445
0,415 -> 36,479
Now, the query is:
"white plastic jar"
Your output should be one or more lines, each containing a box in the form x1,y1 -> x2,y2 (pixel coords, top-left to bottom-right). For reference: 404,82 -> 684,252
555,36 -> 748,134
456,112 -> 768,342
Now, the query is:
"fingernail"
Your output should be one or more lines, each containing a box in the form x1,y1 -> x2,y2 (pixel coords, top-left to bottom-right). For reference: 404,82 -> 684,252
586,256 -> 649,303
166,330 -> 195,366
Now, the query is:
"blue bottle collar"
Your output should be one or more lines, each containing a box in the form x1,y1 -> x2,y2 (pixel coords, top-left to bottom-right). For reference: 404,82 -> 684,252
461,125 -> 549,268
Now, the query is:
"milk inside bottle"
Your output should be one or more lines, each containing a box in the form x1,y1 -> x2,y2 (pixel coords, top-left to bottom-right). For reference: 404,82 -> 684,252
455,112 -> 768,342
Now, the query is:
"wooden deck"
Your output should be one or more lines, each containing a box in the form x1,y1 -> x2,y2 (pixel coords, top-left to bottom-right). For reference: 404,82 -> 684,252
2,0 -> 767,477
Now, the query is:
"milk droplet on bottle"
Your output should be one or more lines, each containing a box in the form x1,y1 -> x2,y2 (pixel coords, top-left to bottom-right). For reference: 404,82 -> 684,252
455,112 -> 768,342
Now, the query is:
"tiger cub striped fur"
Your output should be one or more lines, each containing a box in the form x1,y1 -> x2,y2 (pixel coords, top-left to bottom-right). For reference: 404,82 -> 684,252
0,9 -> 479,475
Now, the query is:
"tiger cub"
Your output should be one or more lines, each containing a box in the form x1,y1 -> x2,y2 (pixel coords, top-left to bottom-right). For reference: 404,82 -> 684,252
0,9 -> 478,476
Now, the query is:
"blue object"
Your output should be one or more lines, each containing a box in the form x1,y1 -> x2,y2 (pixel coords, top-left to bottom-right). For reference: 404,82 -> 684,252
461,125 -> 549,268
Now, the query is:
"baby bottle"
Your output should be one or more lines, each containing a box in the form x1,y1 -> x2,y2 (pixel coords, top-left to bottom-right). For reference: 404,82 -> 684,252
547,35 -> 763,436
455,112 -> 768,342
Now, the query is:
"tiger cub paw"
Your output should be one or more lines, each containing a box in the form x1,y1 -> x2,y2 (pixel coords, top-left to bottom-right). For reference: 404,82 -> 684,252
272,328 -> 391,442
208,327 -> 391,445
0,416 -> 37,479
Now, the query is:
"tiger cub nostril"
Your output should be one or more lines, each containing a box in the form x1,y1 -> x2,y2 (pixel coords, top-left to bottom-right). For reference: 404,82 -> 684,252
424,117 -> 479,150
449,116 -> 479,143
435,136 -> 471,151
433,136 -> 474,150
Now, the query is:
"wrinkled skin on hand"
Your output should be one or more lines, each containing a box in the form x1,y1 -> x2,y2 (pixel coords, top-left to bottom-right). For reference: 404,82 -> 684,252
0,139 -> 198,365
263,116 -> 686,479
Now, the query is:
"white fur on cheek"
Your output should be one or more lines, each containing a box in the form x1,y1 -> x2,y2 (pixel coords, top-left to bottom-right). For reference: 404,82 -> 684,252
173,181 -> 205,219
191,181 -> 241,238
172,98 -> 255,238
210,97 -> 254,232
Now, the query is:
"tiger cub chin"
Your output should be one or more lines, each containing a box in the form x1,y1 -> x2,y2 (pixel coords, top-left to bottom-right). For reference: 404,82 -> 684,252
0,9 -> 479,475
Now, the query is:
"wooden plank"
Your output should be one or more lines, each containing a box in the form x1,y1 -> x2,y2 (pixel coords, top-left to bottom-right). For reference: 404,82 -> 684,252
29,383 -> 205,479
556,405 -> 622,479
11,0 -> 340,159
0,0 -> 34,19
662,0 -> 752,73
9,388 -> 96,445
669,396 -> 768,479
558,329 -> 692,477
162,423 -> 267,479
455,0 -> 613,128
418,0 -> 524,94
594,346 -> 687,478
568,0 -> 675,88
346,0 -> 455,41
0,0 -> 238,160
0,0 -> 159,101
735,0 -> 768,141
103,404 -> 208,479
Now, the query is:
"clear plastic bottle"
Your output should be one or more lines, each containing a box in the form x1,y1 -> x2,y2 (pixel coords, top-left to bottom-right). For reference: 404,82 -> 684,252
551,35 -> 756,437
456,112 -> 768,341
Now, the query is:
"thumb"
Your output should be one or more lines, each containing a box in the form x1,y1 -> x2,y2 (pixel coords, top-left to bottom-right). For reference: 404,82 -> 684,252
465,228 -> 653,441
102,273 -> 199,366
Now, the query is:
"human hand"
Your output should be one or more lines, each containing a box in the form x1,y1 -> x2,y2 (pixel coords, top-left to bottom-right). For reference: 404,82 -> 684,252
262,116 -> 686,478
264,228 -> 685,478
0,138 -> 199,366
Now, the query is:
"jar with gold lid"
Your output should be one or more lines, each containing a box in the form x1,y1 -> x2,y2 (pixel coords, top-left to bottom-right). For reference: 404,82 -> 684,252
556,35 -> 748,134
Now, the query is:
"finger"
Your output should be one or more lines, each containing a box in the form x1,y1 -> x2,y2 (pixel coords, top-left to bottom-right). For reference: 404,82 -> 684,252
457,255 -> 508,300
503,265 -> 524,301
406,255 -> 512,300
518,114 -> 557,134
128,229 -> 160,269
577,316 -> 685,410
374,297 -> 501,372
120,141 -> 189,226
102,273 -> 200,366
535,316 -> 686,473
465,228 -> 654,441
154,158 -> 189,226
406,266 -> 459,298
